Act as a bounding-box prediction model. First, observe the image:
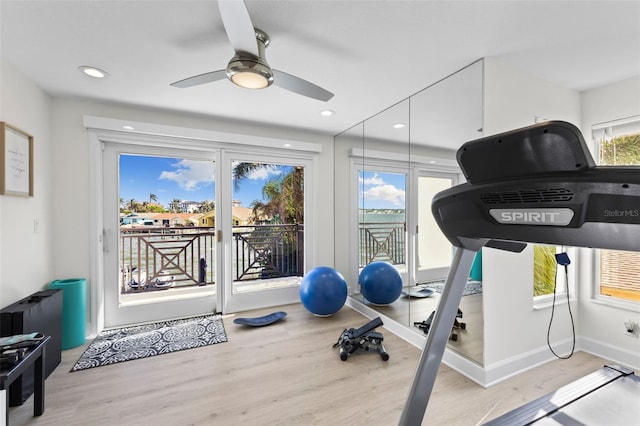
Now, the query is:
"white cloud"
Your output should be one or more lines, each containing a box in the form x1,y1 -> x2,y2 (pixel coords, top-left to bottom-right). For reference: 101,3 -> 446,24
159,159 -> 214,191
363,184 -> 405,206
360,172 -> 385,186
247,165 -> 282,181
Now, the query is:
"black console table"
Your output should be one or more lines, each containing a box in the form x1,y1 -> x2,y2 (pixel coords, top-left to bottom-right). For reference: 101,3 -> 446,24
0,336 -> 50,424
0,289 -> 62,406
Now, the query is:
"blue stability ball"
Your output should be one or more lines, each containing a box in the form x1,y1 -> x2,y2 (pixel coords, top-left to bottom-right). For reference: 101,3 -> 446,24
299,266 -> 348,316
359,261 -> 403,305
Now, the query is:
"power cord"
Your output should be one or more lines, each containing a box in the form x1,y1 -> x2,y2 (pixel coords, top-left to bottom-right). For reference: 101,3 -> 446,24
547,252 -> 575,359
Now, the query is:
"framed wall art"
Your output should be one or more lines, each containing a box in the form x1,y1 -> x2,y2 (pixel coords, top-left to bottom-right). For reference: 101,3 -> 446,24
0,122 -> 34,196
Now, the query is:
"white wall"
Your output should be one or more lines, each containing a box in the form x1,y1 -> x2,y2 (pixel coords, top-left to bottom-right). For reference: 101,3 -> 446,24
0,59 -> 54,307
482,57 -> 582,371
578,76 -> 640,370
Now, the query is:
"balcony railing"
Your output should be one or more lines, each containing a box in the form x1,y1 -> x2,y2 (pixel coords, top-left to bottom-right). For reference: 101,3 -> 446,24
119,224 -> 304,293
119,226 -> 215,293
233,224 -> 304,281
119,221 -> 404,293
359,221 -> 405,267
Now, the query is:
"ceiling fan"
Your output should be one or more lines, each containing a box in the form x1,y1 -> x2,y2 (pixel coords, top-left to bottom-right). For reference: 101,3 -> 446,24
171,0 -> 334,102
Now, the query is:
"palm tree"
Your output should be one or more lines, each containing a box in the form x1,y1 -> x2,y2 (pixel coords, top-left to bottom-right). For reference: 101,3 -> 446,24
149,193 -> 158,204
198,200 -> 214,213
250,180 -> 283,223
169,198 -> 182,213
284,166 -> 304,224
233,163 -> 304,224
232,162 -> 262,192
127,198 -> 140,212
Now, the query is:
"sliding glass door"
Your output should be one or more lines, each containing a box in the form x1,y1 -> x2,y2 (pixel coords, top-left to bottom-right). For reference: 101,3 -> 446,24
222,152 -> 312,312
101,140 -> 318,326
102,142 -> 219,327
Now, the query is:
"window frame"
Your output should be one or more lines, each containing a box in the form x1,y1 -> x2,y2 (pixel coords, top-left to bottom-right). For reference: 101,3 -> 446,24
590,116 -> 640,309
86,115 -> 322,332
533,245 -> 576,310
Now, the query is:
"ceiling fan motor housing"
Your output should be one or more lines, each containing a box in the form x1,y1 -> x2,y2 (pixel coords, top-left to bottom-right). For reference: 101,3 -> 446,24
226,28 -> 274,89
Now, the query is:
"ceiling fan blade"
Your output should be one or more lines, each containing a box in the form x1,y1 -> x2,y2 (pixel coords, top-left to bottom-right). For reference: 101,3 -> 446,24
170,70 -> 227,88
272,70 -> 334,102
218,0 -> 258,57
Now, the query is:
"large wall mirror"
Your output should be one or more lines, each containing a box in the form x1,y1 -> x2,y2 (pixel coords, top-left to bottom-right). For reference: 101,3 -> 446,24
334,59 -> 485,365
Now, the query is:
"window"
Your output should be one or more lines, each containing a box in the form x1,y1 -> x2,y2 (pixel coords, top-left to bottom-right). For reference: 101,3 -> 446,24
593,117 -> 640,303
534,245 -> 564,297
358,169 -> 406,269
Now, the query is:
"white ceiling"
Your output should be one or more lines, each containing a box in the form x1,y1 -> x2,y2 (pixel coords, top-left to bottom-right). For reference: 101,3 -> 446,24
2,1 -> 639,139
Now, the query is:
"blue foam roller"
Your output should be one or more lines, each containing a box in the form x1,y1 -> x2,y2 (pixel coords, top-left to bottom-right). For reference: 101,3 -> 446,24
470,250 -> 482,281
50,278 -> 86,349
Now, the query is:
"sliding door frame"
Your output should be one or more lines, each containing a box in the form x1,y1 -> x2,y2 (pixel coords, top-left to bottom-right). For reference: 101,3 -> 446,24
86,116 -> 322,335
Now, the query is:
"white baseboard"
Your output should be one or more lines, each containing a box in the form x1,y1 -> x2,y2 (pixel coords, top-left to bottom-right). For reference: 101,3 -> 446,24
580,336 -> 640,372
346,297 -> 639,387
483,338 -> 577,387
441,349 -> 488,387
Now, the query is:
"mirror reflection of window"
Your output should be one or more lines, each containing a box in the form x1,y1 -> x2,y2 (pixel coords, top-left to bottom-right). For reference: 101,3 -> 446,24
358,170 -> 406,270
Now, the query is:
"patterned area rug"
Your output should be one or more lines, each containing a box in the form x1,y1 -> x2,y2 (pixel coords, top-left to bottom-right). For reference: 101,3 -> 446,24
418,280 -> 482,296
71,314 -> 227,372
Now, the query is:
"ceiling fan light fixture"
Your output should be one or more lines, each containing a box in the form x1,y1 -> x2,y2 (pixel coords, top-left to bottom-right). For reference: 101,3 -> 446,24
230,71 -> 269,89
226,56 -> 273,89
226,29 -> 273,90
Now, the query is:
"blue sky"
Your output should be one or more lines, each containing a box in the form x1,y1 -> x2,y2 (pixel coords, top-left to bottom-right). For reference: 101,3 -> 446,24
119,155 -> 283,208
359,171 -> 406,209
119,155 -> 406,210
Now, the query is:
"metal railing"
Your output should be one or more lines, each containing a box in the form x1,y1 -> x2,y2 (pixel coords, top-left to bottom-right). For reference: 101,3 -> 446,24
233,224 -> 304,281
359,222 -> 405,267
119,226 -> 216,293
119,224 -> 304,293
119,221 -> 405,293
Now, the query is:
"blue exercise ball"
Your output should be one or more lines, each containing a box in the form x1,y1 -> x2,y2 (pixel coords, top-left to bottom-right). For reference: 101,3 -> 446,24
299,266 -> 348,316
359,261 -> 403,305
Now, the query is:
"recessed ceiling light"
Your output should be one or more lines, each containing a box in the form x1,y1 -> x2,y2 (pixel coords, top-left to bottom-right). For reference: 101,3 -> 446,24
122,125 -> 135,131
393,123 -> 406,129
78,66 -> 109,79
283,143 -> 292,147
320,110 -> 334,117
429,160 -> 437,164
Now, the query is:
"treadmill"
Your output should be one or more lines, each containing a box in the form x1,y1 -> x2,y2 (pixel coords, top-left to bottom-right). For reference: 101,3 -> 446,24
399,121 -> 640,425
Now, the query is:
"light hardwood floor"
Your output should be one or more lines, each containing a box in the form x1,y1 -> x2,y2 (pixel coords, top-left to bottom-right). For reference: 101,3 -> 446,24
9,303 -> 613,425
